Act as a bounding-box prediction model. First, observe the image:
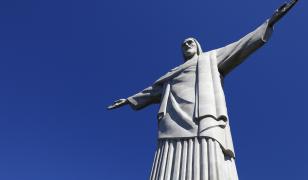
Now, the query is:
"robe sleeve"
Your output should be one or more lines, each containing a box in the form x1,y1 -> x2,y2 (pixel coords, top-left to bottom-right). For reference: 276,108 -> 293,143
127,84 -> 163,110
216,20 -> 273,76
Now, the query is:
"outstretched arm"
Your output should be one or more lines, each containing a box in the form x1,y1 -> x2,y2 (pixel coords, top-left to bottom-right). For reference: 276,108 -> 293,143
216,0 -> 299,76
107,84 -> 163,110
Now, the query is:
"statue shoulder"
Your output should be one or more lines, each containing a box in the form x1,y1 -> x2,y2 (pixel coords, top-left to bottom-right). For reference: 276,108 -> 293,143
198,50 -> 218,59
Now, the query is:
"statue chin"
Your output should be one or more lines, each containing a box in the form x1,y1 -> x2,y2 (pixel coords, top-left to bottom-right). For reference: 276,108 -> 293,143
184,49 -> 196,55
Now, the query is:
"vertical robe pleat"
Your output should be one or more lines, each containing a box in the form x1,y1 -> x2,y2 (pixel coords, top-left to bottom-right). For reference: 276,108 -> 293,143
171,140 -> 182,180
158,140 -> 169,180
180,141 -> 188,180
150,138 -> 238,180
186,139 -> 194,180
193,137 -> 200,180
200,138 -> 208,180
154,142 -> 163,180
150,141 -> 162,180
164,140 -> 175,180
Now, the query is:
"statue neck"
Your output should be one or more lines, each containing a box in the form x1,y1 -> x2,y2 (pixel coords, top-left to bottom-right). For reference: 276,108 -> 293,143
184,54 -> 198,62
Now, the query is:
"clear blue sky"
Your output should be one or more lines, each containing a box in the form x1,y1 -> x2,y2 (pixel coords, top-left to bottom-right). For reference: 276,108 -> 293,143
0,0 -> 307,179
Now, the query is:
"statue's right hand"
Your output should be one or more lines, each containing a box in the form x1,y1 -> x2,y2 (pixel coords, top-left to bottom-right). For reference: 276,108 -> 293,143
107,98 -> 128,110
269,0 -> 299,26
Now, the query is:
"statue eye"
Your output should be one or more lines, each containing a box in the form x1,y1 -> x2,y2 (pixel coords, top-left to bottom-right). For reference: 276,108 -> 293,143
187,40 -> 194,45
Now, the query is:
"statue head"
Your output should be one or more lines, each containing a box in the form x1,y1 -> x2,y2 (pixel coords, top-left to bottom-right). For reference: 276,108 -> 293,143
182,37 -> 202,61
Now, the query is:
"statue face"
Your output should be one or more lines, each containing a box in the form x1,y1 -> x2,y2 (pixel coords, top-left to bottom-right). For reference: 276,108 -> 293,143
182,38 -> 198,59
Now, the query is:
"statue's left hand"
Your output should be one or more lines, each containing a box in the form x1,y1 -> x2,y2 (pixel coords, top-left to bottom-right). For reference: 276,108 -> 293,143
269,0 -> 299,27
107,98 -> 128,110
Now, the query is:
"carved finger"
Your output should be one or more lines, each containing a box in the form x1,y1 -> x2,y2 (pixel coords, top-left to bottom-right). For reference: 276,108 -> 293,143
107,105 -> 115,110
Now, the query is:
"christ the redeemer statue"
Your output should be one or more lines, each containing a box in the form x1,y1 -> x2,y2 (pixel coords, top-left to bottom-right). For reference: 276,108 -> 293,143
108,1 -> 298,179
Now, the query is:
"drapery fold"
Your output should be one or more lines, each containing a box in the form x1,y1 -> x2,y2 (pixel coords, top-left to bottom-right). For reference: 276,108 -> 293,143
150,137 -> 238,180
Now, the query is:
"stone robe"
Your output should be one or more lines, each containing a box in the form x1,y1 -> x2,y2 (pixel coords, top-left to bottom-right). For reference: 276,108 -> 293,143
127,20 -> 273,158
